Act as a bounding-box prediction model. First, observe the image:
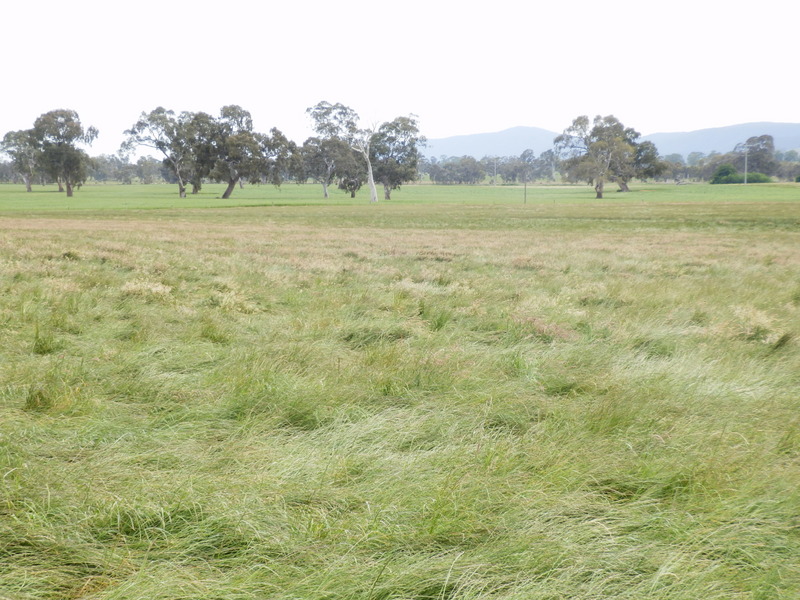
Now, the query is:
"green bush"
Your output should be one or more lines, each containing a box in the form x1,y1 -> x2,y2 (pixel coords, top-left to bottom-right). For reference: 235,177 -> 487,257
710,164 -> 771,184
744,172 -> 772,183
710,163 -> 737,183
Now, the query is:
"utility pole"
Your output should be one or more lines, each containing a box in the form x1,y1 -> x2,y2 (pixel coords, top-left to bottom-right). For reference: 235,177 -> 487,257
744,147 -> 748,184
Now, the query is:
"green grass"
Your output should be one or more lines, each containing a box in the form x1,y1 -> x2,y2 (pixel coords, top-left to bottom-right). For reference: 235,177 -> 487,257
2,179 -> 800,211
1,183 -> 799,599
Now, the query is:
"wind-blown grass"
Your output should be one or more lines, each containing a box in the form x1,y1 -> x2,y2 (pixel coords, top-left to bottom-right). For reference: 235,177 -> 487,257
1,184 -> 798,599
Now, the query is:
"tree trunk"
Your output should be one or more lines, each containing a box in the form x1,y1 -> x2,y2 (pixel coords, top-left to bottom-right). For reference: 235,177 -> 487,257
57,179 -> 64,192
322,181 -> 329,199
365,156 -> 378,202
222,177 -> 238,199
178,182 -> 187,198
617,180 -> 630,192
383,183 -> 391,200
595,178 -> 604,199
350,190 -> 356,198
66,181 -> 74,197
23,174 -> 32,193
192,182 -> 201,194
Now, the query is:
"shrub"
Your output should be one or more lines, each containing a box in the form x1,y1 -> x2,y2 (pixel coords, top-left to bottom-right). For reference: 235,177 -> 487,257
710,164 -> 772,184
745,172 -> 772,183
710,163 -> 737,183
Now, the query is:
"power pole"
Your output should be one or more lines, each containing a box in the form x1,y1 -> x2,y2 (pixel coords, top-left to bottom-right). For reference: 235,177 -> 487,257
744,147 -> 748,184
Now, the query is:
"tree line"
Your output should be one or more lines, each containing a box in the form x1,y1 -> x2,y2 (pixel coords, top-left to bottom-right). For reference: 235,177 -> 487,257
3,108 -> 799,199
417,115 -> 664,198
420,150 -> 558,185
421,119 -> 800,195
0,103 -> 424,201
660,135 -> 800,184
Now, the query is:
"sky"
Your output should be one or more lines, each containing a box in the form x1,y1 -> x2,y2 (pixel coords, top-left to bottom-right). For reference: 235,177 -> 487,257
3,0 -> 797,156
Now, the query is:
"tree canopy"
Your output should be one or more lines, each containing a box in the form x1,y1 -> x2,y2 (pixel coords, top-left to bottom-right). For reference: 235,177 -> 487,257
123,106 -> 295,198
1,110 -> 107,193
370,116 -> 424,200
32,109 -> 98,197
734,135 -> 778,176
555,115 -> 665,198
301,137 -> 353,198
306,101 -> 424,201
307,101 -> 379,202
123,108 -> 195,197
1,129 -> 39,191
209,105 -> 263,199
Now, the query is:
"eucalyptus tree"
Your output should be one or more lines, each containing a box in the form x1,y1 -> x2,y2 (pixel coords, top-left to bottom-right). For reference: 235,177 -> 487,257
255,127 -> 297,188
663,153 -> 688,182
780,150 -> 799,162
90,154 -> 135,183
517,149 -> 537,203
352,127 -> 378,202
122,107 -> 194,197
33,109 -> 98,197
306,101 -> 360,139
370,116 -> 424,200
734,135 -> 778,176
613,140 -> 664,191
532,149 -> 558,181
307,101 -> 378,202
455,156 -> 486,184
555,115 -> 631,197
207,105 -> 264,199
496,156 -> 522,184
431,156 -> 485,185
1,129 -> 39,191
480,156 -> 500,184
555,115 -> 663,198
519,149 -> 536,183
687,151 -> 706,167
183,111 -> 218,194
0,161 -> 15,183
135,156 -> 164,184
300,136 -> 352,198
336,149 -> 368,197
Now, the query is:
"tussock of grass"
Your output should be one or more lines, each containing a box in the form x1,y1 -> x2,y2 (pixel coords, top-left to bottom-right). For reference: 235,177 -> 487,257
1,191 -> 799,598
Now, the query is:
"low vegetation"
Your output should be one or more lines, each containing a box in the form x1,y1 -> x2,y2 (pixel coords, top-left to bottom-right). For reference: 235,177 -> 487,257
710,164 -> 772,185
1,183 -> 798,599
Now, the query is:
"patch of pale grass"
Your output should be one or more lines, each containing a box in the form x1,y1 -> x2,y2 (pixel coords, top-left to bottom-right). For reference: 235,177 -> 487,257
120,278 -> 173,300
206,289 -> 260,313
726,305 -> 782,343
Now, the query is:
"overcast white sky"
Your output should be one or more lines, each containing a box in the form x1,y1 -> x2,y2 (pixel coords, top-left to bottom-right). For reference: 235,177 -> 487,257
3,0 -> 797,156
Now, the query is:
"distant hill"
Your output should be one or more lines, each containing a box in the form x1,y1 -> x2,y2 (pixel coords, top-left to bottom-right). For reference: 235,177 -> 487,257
642,123 -> 800,157
425,122 -> 800,160
424,126 -> 559,159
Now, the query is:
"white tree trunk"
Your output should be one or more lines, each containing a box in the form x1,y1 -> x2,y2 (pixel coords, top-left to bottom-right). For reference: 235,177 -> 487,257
365,156 -> 378,203
353,131 -> 378,203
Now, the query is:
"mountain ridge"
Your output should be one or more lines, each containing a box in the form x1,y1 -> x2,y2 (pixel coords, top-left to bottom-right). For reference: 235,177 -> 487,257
424,122 -> 800,159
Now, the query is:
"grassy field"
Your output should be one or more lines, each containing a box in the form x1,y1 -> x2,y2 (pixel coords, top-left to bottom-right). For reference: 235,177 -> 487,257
1,183 -> 799,599
1,180 -> 800,211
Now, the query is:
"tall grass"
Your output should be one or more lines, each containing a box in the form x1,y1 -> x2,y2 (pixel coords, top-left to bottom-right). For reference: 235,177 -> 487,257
1,186 -> 798,599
